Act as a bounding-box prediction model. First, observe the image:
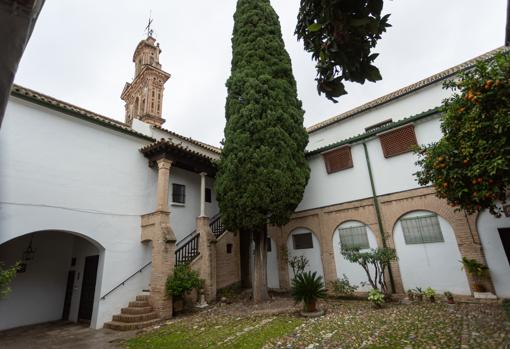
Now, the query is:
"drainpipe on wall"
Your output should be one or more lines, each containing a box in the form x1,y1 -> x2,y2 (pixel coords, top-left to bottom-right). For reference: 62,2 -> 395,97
362,142 -> 396,294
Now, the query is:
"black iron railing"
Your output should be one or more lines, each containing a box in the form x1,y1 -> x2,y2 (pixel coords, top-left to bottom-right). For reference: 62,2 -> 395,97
210,215 -> 225,239
100,261 -> 152,300
175,234 -> 199,265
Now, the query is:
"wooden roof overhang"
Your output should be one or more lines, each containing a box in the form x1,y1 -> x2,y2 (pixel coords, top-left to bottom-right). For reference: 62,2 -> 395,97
140,139 -> 217,176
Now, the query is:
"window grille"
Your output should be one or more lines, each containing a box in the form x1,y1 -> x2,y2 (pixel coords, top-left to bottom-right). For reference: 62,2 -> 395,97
172,183 -> 186,204
293,233 -> 313,250
401,214 -> 444,244
323,146 -> 353,174
338,225 -> 370,250
379,124 -> 417,158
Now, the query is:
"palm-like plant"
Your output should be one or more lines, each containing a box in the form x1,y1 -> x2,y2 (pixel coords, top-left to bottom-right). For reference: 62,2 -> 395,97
291,271 -> 326,312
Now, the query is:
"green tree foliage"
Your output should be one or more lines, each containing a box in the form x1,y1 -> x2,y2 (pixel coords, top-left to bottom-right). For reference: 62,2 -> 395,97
0,262 -> 20,299
295,0 -> 391,102
216,0 -> 310,301
341,247 -> 397,294
415,52 -> 510,216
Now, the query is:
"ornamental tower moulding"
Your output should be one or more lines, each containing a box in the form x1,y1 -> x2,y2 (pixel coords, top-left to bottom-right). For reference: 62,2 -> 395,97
121,35 -> 171,127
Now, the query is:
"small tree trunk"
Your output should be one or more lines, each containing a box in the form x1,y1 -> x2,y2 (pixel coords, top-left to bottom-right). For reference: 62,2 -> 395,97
252,227 -> 269,303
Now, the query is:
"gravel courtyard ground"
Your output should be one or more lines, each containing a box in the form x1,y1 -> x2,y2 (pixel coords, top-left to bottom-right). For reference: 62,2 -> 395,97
124,297 -> 510,349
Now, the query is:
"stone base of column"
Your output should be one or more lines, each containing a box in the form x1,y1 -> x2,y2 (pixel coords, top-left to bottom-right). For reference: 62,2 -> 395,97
197,216 -> 217,302
141,210 -> 176,319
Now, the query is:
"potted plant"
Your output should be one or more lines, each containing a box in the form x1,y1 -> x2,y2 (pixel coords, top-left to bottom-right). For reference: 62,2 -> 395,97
424,287 -> 436,302
444,291 -> 455,304
460,257 -> 489,292
414,287 -> 424,301
166,264 -> 203,315
407,289 -> 415,301
291,271 -> 326,316
368,289 -> 385,308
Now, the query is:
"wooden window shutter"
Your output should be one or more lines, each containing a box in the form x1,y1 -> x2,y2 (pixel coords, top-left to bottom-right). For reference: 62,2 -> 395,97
323,146 -> 353,174
379,124 -> 418,158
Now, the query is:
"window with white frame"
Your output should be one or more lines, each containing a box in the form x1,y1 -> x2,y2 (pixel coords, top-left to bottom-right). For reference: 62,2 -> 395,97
338,225 -> 370,250
401,214 -> 444,244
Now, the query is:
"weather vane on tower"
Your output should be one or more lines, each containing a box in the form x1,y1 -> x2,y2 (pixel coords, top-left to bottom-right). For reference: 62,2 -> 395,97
145,11 -> 154,37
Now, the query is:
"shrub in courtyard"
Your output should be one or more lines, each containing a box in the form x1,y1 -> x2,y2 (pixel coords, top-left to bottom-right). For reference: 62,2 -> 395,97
288,255 -> 309,279
415,52 -> 510,217
368,288 -> 385,308
291,271 -> 326,313
330,274 -> 358,297
444,291 -> 455,304
0,262 -> 20,299
341,247 -> 397,295
460,257 -> 489,292
424,287 -> 436,302
166,264 -> 203,299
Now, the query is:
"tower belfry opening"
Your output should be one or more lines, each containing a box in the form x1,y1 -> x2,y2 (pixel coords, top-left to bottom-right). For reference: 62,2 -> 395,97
121,29 -> 170,127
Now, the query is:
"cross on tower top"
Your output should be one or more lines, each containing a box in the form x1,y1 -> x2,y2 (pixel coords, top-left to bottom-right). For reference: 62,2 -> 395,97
145,13 -> 154,37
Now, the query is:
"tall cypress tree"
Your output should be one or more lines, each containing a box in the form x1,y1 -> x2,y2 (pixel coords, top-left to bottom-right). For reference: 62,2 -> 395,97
216,0 -> 310,302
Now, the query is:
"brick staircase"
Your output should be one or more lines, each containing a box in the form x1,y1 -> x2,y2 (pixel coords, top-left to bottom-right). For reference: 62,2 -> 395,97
104,294 -> 160,331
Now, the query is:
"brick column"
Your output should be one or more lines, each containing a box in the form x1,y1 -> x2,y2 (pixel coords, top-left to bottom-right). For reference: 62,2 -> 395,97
197,216 -> 217,301
141,158 -> 176,319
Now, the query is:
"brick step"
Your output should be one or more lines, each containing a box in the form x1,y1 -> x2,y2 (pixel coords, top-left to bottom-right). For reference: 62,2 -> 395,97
112,311 -> 158,323
136,294 -> 150,302
129,300 -> 151,308
121,306 -> 154,315
104,318 -> 160,331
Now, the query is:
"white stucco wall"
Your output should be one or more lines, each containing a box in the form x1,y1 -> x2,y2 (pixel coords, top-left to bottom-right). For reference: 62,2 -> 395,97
0,97 -> 203,329
332,221 -> 379,291
393,211 -> 470,295
0,232 -> 74,330
286,228 -> 324,281
477,207 -> 510,298
267,238 -> 279,289
307,81 -> 449,152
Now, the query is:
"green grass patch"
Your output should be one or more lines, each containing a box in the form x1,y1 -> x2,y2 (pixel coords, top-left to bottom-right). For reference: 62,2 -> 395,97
503,299 -> 510,322
124,315 -> 302,349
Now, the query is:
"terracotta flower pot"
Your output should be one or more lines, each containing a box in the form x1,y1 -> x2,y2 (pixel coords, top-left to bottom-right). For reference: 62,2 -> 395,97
447,297 -> 455,304
416,294 -> 423,302
305,299 -> 317,313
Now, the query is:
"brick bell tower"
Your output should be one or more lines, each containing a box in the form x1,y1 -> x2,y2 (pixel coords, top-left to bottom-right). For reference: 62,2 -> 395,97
121,35 -> 171,127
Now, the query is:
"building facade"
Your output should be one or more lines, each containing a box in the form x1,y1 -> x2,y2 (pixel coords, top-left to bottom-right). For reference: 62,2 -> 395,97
0,40 -> 509,332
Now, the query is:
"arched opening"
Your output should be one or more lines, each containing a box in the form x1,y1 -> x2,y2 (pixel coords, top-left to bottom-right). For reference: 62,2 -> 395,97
393,211 -> 470,295
476,208 -> 510,297
0,230 -> 104,331
286,228 -> 324,281
332,220 -> 378,291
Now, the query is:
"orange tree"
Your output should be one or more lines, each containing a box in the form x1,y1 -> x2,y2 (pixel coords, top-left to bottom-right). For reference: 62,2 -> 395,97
415,52 -> 510,216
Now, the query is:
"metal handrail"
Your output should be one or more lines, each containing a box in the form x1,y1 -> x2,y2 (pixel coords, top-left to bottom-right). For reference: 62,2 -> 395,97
176,212 -> 222,247
100,261 -> 152,300
175,234 -> 200,265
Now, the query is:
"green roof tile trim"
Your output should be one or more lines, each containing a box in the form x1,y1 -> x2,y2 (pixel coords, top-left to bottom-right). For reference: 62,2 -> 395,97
306,107 -> 441,157
10,84 -> 156,142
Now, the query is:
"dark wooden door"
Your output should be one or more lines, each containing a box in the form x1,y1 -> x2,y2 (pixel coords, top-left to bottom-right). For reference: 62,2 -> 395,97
62,270 -> 75,320
498,228 -> 510,265
78,255 -> 99,322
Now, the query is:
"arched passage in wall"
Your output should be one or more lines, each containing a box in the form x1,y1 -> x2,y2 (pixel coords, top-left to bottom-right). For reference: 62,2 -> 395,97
393,211 -> 470,295
286,228 -> 324,281
332,220 -> 378,291
0,230 -> 105,331
476,208 -> 510,298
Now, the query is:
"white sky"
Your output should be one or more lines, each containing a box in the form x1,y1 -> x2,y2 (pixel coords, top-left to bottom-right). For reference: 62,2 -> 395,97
14,0 -> 507,146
